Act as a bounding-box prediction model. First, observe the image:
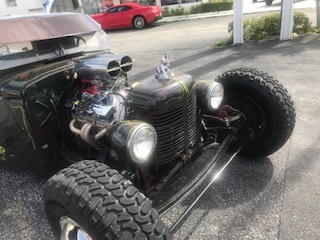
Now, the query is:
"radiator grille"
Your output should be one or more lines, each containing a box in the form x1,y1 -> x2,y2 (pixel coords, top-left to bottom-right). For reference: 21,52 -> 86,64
152,91 -> 197,164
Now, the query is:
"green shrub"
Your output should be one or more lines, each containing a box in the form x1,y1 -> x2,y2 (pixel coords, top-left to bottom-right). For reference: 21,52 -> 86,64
164,1 -> 233,16
190,2 -> 232,14
163,7 -> 171,17
190,5 -> 201,14
213,36 -> 233,48
162,6 -> 186,17
173,7 -> 185,16
293,11 -> 312,34
228,11 -> 313,41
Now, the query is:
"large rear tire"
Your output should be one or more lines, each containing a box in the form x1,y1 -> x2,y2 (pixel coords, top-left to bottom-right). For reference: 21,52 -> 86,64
216,68 -> 295,157
44,160 -> 170,240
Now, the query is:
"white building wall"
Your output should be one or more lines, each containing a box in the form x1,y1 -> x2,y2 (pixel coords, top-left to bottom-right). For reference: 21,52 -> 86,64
0,0 -> 44,17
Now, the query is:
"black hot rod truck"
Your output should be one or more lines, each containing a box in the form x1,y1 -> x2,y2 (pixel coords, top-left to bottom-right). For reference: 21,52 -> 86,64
0,13 -> 295,239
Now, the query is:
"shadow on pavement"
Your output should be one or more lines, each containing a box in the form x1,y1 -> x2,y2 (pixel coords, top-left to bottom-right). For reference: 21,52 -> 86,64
131,34 -> 320,82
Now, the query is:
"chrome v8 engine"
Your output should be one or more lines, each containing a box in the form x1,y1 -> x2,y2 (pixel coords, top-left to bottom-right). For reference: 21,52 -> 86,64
67,54 -> 133,148
71,54 -> 132,127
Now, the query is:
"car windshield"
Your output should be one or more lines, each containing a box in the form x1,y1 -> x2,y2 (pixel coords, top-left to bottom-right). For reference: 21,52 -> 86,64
0,29 -> 110,71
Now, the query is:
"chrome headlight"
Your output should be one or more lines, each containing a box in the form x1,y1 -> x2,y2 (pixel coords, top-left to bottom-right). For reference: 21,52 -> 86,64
207,82 -> 224,110
196,81 -> 224,111
127,123 -> 157,164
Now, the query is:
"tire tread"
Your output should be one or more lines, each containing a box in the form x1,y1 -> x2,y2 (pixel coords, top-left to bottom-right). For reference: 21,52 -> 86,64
216,68 -> 295,157
44,160 -> 170,239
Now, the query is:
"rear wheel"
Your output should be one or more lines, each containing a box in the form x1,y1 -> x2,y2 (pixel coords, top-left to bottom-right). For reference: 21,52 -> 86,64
216,68 -> 295,157
265,0 -> 273,5
133,16 -> 146,29
44,160 -> 170,240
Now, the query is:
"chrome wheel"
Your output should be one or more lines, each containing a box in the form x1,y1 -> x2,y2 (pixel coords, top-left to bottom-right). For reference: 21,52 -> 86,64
59,216 -> 92,240
133,16 -> 146,29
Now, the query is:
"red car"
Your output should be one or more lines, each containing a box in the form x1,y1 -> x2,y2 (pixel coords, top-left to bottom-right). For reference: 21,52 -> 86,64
91,3 -> 162,30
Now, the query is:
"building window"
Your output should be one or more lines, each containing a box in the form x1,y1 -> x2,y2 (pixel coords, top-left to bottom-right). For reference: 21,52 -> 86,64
5,0 -> 17,7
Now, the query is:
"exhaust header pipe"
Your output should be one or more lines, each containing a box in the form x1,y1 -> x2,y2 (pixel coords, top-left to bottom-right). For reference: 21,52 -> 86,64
73,54 -> 133,80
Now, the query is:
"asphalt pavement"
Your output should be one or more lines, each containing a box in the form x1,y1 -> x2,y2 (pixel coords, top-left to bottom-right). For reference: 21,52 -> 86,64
1,6 -> 320,240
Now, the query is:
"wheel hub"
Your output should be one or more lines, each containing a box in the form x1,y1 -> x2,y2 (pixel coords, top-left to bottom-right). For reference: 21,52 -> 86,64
59,216 -> 92,240
227,94 -> 266,140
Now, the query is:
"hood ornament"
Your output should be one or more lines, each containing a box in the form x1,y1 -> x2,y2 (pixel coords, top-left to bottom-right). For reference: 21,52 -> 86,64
155,54 -> 174,79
